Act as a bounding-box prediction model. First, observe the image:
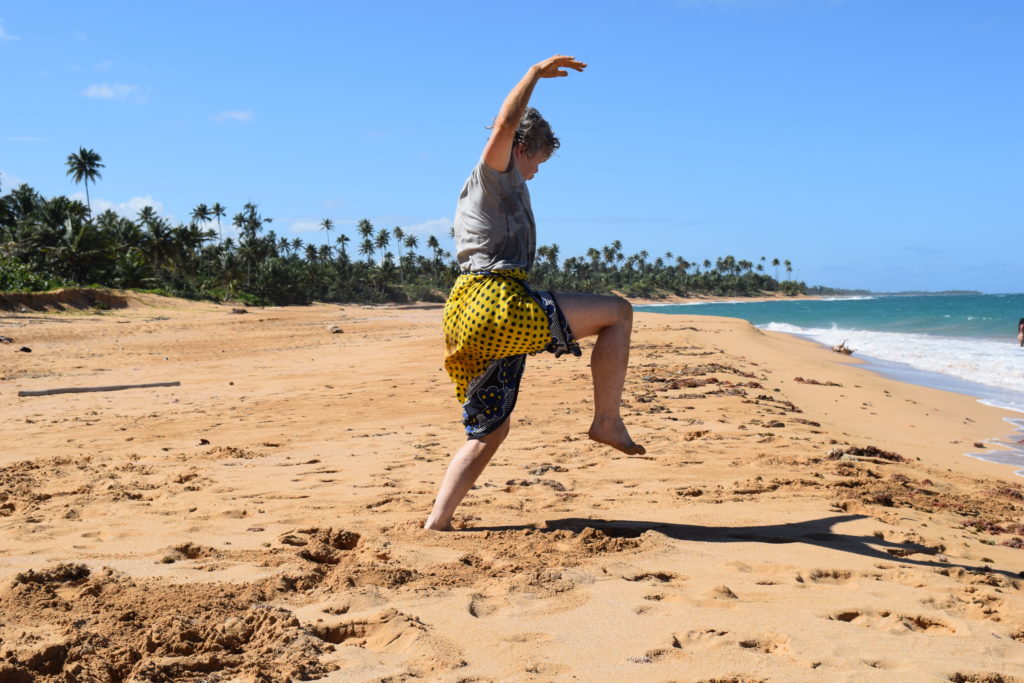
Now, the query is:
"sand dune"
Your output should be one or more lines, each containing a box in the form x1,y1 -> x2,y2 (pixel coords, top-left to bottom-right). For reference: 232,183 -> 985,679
2,295 -> 1023,681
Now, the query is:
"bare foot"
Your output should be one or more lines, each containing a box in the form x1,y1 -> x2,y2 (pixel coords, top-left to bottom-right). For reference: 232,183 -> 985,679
588,418 -> 645,455
423,520 -> 454,531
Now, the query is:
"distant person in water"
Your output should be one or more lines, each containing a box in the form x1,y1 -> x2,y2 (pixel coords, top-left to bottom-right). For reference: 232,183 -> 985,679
424,55 -> 645,531
1018,318 -> 1023,347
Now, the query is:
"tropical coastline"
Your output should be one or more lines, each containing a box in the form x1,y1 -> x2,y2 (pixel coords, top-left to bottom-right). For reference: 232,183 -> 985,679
3,1 -> 1022,679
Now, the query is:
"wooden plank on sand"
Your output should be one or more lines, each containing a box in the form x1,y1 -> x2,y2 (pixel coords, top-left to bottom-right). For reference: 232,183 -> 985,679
18,381 -> 181,397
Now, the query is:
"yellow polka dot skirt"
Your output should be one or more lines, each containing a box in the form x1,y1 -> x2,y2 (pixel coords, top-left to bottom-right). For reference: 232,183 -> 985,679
443,269 -> 581,438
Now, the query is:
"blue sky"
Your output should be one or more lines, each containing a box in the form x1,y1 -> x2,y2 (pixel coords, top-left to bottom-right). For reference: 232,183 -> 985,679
2,0 -> 1021,293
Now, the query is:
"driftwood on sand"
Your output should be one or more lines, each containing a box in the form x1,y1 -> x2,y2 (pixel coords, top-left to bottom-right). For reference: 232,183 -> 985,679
831,340 -> 855,355
17,381 -> 181,397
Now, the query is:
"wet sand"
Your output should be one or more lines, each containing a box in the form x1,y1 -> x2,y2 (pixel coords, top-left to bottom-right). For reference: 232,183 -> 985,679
2,292 -> 1023,681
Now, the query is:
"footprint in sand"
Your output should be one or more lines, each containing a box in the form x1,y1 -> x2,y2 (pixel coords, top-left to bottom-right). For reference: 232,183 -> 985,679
826,609 -> 960,634
468,592 -> 507,618
707,584 -> 739,600
310,608 -> 426,646
308,608 -> 463,672
524,661 -> 569,676
671,628 -> 730,649
158,542 -> 219,564
624,570 -> 686,584
286,527 -> 361,565
800,568 -> 856,585
666,629 -> 813,669
737,634 -> 793,655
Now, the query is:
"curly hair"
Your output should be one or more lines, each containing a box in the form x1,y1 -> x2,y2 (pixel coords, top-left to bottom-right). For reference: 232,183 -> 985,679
513,107 -> 560,158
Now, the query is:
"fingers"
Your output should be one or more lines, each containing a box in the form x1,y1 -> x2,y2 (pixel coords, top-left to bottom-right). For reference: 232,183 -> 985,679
553,55 -> 587,72
538,55 -> 587,75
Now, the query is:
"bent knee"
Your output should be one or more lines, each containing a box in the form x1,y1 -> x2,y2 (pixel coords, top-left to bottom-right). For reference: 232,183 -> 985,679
611,295 -> 633,321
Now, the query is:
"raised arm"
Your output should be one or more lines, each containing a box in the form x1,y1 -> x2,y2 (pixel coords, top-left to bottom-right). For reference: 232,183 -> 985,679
481,55 -> 587,172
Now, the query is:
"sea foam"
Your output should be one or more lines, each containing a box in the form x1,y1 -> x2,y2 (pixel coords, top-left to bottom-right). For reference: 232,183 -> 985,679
762,322 -> 1024,397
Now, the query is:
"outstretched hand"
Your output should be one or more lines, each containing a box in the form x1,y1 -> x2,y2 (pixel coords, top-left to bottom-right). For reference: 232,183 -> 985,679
480,54 -> 587,172
533,55 -> 587,78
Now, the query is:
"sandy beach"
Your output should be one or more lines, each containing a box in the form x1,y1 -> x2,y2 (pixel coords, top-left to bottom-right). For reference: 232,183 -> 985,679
2,291 -> 1023,682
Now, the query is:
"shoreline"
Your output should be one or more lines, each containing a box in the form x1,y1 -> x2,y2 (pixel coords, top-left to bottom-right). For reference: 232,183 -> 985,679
753,320 -> 1024,476
631,294 -> 1024,457
3,299 -> 1024,680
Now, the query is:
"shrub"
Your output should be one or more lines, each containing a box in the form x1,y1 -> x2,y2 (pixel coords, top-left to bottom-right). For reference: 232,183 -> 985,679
0,256 -> 72,292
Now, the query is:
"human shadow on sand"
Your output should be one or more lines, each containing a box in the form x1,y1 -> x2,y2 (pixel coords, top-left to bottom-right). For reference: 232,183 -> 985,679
467,514 -> 1021,581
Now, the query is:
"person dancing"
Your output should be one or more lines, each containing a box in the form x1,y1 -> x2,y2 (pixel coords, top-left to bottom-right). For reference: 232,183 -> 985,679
424,55 -> 645,531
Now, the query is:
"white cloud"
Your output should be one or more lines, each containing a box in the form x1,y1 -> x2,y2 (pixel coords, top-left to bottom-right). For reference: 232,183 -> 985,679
1,170 -> 27,192
71,192 -> 169,220
402,217 -> 451,237
212,110 -> 253,123
0,19 -> 19,41
121,195 -> 166,218
93,60 -> 115,71
82,83 -> 139,99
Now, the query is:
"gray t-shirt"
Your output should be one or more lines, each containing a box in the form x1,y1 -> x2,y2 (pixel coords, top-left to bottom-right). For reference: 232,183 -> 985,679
454,159 -> 536,273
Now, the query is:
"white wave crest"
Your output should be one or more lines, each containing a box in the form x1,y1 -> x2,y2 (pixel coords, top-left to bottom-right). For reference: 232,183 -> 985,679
762,322 -> 1024,395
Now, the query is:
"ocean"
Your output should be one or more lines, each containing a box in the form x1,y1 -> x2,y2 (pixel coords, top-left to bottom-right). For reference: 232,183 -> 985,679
636,293 -> 1024,473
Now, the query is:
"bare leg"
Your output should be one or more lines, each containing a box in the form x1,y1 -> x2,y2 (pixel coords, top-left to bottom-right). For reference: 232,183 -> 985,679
555,292 -> 645,455
424,419 -> 510,530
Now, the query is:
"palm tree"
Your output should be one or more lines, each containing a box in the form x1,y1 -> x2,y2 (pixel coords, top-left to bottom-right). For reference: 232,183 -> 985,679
211,202 -> 226,241
65,147 -> 104,215
320,218 -> 334,241
336,233 -> 350,260
375,228 -> 391,266
357,218 -> 374,241
426,234 -> 441,277
359,238 -> 375,265
403,234 -> 418,262
547,243 -> 560,271
191,203 -> 211,227
136,205 -> 157,228
141,213 -> 174,276
43,207 -> 102,283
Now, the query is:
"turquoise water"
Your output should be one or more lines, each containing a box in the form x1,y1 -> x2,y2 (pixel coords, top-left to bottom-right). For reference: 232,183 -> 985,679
640,293 -> 1024,340
637,294 -> 1024,398
637,293 -> 1024,473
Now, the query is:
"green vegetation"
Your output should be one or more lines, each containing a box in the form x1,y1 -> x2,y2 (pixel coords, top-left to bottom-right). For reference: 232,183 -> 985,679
0,150 -> 808,305
804,285 -> 873,296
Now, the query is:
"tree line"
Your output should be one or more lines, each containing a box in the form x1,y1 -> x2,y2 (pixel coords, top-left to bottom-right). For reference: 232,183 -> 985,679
0,148 -> 810,305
